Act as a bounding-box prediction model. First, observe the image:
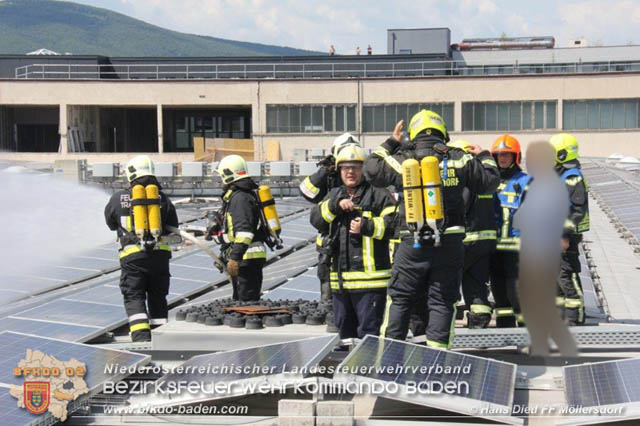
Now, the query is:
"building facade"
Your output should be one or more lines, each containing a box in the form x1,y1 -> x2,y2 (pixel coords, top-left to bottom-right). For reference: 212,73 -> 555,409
2,43 -> 640,164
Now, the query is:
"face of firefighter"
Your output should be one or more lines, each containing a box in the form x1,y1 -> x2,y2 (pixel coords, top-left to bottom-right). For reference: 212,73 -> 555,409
339,162 -> 364,188
496,152 -> 515,169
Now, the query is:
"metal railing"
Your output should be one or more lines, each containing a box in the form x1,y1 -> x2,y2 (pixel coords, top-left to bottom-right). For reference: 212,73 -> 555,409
13,59 -> 640,80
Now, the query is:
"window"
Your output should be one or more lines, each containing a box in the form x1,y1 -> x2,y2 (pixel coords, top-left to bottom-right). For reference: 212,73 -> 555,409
563,98 -> 640,130
462,101 -> 557,131
266,104 -> 356,133
362,103 -> 455,133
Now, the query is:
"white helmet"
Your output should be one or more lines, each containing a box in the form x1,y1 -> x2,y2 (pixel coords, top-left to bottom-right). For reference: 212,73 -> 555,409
216,155 -> 249,185
125,155 -> 155,182
331,133 -> 361,157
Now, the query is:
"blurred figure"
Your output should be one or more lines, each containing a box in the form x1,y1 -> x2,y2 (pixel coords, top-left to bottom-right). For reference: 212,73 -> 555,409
356,46 -> 361,55
514,141 -> 577,357
329,45 -> 335,55
448,140 -> 497,329
550,133 -> 590,326
310,145 -> 397,338
299,133 -> 361,301
367,44 -> 372,55
490,135 -> 531,327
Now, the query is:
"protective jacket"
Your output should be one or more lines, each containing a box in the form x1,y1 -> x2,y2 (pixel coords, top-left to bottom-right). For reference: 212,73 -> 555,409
104,176 -> 178,261
299,165 -> 342,203
556,160 -> 590,237
365,136 -> 500,237
494,167 -> 532,251
463,187 -> 497,245
221,178 -> 268,264
310,180 -> 397,292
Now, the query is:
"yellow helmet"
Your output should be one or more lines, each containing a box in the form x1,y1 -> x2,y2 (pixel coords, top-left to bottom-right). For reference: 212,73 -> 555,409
335,145 -> 366,168
408,109 -> 449,142
125,155 -> 155,182
216,155 -> 249,184
549,133 -> 579,163
447,140 -> 472,152
331,132 -> 361,157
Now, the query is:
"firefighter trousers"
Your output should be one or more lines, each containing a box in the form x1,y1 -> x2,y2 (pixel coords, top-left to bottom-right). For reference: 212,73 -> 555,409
557,236 -> 585,325
489,250 -> 521,328
332,290 -> 386,339
119,251 -> 171,342
380,235 -> 463,348
232,259 -> 265,301
462,241 -> 495,328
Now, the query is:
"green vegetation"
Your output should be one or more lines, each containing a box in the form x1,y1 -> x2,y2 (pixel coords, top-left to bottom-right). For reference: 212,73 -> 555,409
0,0 -> 320,56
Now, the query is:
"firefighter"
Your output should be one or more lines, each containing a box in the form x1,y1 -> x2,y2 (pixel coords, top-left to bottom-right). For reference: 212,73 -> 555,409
448,140 -> 496,329
490,135 -> 532,328
550,133 -> 590,326
366,110 -> 499,348
310,145 -> 397,339
104,155 -> 178,342
215,155 -> 268,301
299,133 -> 361,302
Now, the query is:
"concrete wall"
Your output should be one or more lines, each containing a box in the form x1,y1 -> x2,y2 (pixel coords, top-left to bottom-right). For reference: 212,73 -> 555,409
1,72 -> 640,162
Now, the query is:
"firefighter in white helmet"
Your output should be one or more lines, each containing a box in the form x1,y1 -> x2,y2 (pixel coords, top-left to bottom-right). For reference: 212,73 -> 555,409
104,155 -> 179,342
215,155 -> 268,301
299,133 -> 361,302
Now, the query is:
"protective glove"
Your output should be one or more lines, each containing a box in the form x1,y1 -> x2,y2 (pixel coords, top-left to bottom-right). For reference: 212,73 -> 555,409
226,259 -> 240,277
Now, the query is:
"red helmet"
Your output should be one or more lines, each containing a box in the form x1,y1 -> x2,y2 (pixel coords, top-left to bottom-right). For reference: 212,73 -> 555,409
491,134 -> 521,165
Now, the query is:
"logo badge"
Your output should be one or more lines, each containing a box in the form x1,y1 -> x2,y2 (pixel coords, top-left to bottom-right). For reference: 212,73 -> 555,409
24,382 -> 50,414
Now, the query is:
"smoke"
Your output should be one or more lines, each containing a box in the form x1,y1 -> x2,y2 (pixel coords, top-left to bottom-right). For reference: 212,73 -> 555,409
0,166 -> 114,300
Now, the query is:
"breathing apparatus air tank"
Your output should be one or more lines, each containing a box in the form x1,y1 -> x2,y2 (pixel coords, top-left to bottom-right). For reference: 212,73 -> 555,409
258,185 -> 283,249
131,184 -> 148,240
421,156 -> 444,246
401,158 -> 424,248
145,184 -> 161,239
258,185 -> 281,235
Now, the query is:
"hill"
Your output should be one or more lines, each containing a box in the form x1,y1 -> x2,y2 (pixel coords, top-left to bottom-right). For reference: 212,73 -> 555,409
0,0 -> 321,56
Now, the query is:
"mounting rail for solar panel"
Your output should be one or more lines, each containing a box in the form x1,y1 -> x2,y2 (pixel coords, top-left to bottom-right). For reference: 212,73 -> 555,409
447,325 -> 640,349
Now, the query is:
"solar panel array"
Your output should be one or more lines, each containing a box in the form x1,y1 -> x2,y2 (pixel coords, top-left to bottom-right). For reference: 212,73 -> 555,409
336,335 -> 518,421
0,331 -> 149,426
582,161 -> 640,243
0,199 -> 315,343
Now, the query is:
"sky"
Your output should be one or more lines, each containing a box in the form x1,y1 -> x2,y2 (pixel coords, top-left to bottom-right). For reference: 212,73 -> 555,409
70,0 -> 640,53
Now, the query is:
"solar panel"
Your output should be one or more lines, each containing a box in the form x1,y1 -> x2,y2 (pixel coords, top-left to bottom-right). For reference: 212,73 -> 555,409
134,335 -> 338,408
0,317 -> 101,342
0,331 -> 149,426
14,299 -> 126,328
565,358 -> 640,407
335,335 -> 521,425
265,268 -> 321,301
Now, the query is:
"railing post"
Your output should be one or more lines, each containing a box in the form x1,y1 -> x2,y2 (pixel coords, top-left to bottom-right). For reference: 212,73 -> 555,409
68,64 -> 71,79
156,65 -> 159,80
187,64 -> 190,79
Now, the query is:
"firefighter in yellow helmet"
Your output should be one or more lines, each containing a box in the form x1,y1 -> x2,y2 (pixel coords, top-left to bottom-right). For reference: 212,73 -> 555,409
365,110 -> 499,347
214,155 -> 269,301
104,155 -> 179,342
299,133 -> 361,302
550,133 -> 589,325
310,145 -> 397,339
447,140 -> 497,328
